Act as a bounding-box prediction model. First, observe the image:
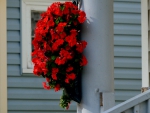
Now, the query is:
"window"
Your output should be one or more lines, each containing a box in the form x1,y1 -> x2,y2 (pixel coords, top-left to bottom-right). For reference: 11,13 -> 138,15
141,0 -> 150,88
21,0 -> 65,73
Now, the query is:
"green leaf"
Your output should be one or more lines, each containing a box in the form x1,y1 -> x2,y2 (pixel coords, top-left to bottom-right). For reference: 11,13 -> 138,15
59,17 -> 63,22
51,56 -> 56,60
51,63 -> 57,68
75,59 -> 79,62
69,21 -> 72,25
55,18 -> 59,25
60,5 -> 65,11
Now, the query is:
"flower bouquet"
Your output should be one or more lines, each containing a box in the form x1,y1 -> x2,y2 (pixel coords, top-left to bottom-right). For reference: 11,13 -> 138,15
32,1 -> 87,109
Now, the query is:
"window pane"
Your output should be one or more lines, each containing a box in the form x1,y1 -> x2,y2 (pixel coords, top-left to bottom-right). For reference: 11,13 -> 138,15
31,11 -> 44,51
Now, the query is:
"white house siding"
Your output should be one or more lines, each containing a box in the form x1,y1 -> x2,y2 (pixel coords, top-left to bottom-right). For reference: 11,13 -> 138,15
114,0 -> 141,104
7,0 -> 141,112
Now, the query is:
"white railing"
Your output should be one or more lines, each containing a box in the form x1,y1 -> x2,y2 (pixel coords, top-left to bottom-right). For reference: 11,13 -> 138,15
103,89 -> 150,113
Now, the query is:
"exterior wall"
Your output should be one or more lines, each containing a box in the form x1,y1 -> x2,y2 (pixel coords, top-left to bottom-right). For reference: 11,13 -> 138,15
7,0 -> 142,112
0,0 -> 7,113
7,0 -> 76,113
114,0 -> 142,104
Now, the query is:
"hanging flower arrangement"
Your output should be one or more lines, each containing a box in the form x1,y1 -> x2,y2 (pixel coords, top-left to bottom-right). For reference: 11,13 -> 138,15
32,1 -> 87,109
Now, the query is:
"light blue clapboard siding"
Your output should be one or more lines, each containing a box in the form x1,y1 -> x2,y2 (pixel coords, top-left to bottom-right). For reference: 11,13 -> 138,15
7,0 -> 142,112
114,0 -> 141,104
7,0 -> 76,112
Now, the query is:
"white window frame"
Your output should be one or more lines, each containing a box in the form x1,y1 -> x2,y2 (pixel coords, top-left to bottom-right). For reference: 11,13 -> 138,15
21,0 -> 66,73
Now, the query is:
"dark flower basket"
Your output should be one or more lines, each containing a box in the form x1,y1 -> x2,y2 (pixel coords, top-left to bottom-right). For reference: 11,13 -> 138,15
32,1 -> 87,109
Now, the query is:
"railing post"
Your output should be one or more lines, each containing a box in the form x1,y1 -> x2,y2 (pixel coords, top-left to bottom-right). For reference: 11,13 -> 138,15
77,0 -> 114,113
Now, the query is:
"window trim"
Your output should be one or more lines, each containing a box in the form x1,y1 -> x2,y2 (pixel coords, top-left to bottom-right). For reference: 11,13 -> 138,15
22,0 -> 66,73
0,0 -> 7,112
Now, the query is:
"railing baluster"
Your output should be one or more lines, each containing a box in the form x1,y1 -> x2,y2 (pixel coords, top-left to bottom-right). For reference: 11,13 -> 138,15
148,99 -> 150,113
134,105 -> 140,113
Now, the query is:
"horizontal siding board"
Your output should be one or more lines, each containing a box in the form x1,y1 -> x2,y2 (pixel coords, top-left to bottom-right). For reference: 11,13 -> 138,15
8,88 -> 63,100
8,100 -> 76,111
8,76 -> 45,88
8,112 -> 76,113
7,0 -> 76,112
114,0 -> 140,2
114,35 -> 141,46
7,54 -> 20,64
7,0 -> 20,8
114,0 -> 141,105
8,65 -> 20,76
114,13 -> 141,24
114,24 -> 141,35
114,57 -> 141,68
114,2 -> 141,13
115,79 -> 141,90
115,90 -> 140,101
7,31 -> 20,42
114,46 -> 141,57
7,19 -> 20,30
114,68 -> 141,80
7,8 -> 20,19
7,42 -> 20,53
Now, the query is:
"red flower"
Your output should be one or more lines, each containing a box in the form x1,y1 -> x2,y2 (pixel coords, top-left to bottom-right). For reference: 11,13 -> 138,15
50,29 -> 59,41
65,73 -> 76,83
56,22 -> 67,33
78,11 -> 86,23
59,49 -> 72,59
65,78 -> 69,83
32,1 -> 87,110
33,65 -> 42,76
66,66 -> 73,72
76,41 -> 87,53
41,62 -> 48,75
46,77 -> 50,82
50,2 -> 63,16
55,57 -> 66,65
67,73 -> 76,80
80,55 -> 88,66
60,32 -> 66,39
66,35 -> 77,47
52,68 -> 59,80
52,39 -> 64,51
55,84 -> 60,92
42,82 -> 50,90
70,29 -> 77,37
47,19 -> 55,27
55,49 -> 72,65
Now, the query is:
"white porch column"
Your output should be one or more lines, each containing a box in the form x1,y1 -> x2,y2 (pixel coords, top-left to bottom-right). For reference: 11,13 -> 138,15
77,0 -> 114,113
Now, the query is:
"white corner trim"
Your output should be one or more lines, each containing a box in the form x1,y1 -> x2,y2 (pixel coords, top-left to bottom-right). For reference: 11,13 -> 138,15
141,0 -> 149,87
0,0 -> 7,112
